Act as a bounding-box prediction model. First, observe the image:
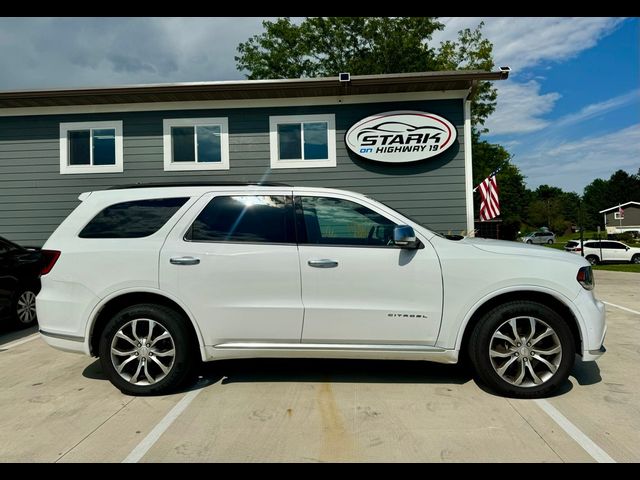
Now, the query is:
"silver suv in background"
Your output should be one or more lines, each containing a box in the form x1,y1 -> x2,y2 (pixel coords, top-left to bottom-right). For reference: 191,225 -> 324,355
522,231 -> 556,245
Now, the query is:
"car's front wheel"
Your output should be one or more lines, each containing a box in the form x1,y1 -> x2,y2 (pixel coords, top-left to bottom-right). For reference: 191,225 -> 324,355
632,254 -> 640,264
547,239 -> 554,244
99,304 -> 196,396
469,301 -> 575,398
526,240 -> 533,244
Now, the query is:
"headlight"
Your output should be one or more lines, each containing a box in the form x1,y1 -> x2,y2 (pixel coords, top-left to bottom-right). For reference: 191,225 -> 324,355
577,266 -> 594,290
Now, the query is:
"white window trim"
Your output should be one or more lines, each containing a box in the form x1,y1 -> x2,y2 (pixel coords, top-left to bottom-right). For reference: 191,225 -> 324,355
269,114 -> 336,169
163,117 -> 229,171
59,121 -> 123,174
614,212 -> 624,220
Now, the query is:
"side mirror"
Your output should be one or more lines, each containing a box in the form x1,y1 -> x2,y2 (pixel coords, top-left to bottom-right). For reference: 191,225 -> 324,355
394,225 -> 419,248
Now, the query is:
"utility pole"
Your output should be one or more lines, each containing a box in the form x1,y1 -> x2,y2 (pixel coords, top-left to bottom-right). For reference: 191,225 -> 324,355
578,198 -> 584,257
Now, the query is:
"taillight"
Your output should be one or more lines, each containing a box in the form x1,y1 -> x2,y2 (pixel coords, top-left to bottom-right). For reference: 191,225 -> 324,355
577,266 -> 594,290
574,248 -> 582,252
40,250 -> 61,275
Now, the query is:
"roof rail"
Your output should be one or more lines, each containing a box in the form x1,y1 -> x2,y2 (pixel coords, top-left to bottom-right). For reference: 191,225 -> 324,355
107,181 -> 291,190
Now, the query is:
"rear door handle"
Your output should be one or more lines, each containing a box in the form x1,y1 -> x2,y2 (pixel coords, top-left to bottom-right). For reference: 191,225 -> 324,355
170,256 -> 200,266
308,259 -> 339,268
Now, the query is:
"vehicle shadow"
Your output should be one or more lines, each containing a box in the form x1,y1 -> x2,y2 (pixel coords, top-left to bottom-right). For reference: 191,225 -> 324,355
201,357 -> 471,386
82,355 -> 600,398
570,357 -> 602,386
0,323 -> 39,348
82,357 -> 473,393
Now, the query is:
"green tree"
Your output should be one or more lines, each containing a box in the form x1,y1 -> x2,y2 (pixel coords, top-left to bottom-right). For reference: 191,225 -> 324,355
236,17 -> 496,130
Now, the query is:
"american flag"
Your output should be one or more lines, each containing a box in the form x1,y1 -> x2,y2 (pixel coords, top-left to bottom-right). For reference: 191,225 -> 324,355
478,172 -> 500,221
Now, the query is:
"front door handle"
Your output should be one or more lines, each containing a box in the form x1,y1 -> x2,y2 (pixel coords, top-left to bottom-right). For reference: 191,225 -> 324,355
170,256 -> 200,266
308,259 -> 339,268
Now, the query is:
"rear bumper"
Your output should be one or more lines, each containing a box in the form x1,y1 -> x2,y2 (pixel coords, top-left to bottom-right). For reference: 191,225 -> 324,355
39,329 -> 89,355
36,278 -> 98,356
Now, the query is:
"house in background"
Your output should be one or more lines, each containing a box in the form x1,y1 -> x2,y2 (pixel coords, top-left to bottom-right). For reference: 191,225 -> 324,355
600,201 -> 640,234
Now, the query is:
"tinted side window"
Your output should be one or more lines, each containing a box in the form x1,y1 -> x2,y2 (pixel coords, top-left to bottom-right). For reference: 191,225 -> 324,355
297,196 -> 396,246
79,198 -> 189,238
603,241 -> 625,249
187,195 -> 294,243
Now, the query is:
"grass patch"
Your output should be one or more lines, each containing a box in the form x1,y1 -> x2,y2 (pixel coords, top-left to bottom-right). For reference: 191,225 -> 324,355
593,263 -> 640,273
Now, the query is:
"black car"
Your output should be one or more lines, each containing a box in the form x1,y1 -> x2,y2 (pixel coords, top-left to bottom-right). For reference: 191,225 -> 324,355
0,236 -> 43,328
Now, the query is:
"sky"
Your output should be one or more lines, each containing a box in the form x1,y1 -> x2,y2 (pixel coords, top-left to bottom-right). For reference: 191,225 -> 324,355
0,17 -> 637,194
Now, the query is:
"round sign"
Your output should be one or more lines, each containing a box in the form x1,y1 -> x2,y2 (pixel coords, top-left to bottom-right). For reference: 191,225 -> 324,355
345,110 -> 457,163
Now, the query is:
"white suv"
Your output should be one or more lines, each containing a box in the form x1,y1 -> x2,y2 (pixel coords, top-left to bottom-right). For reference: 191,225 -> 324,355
36,183 -> 606,398
565,240 -> 640,265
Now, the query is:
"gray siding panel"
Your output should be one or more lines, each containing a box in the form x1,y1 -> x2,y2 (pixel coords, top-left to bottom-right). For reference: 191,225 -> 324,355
0,98 -> 467,246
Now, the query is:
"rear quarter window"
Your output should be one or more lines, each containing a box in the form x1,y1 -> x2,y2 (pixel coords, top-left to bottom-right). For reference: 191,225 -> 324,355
79,197 -> 189,238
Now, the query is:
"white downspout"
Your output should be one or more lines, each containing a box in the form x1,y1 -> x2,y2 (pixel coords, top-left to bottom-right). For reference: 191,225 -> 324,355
463,99 -> 474,237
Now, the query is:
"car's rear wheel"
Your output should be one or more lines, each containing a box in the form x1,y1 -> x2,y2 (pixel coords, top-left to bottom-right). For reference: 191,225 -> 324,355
547,239 -> 554,244
13,288 -> 38,327
632,254 -> 640,264
526,240 -> 533,244
585,255 -> 599,265
469,301 -> 575,398
99,304 -> 196,396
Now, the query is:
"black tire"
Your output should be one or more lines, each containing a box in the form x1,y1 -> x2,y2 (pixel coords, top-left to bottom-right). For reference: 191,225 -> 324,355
632,254 -> 640,264
586,255 -> 599,265
468,300 -> 575,399
526,240 -> 533,244
99,303 -> 197,396
547,239 -> 554,245
13,287 -> 38,328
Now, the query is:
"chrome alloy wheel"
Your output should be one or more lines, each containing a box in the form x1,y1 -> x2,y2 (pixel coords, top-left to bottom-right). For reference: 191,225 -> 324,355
16,291 -> 37,324
110,319 -> 176,385
489,316 -> 562,387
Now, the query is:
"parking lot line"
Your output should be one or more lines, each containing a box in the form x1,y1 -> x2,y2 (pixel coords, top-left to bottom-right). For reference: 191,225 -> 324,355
602,301 -> 640,316
122,388 -> 203,463
534,399 -> 616,463
0,333 -> 39,350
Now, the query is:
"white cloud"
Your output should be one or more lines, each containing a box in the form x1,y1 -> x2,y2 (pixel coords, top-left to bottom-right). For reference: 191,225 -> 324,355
436,18 -> 626,138
515,124 -> 640,192
484,81 -> 561,135
433,17 -> 624,71
555,89 -> 640,128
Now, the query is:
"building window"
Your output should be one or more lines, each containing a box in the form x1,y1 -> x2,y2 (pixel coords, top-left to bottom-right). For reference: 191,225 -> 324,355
614,212 -> 624,220
163,118 -> 229,171
269,114 -> 336,169
59,121 -> 123,174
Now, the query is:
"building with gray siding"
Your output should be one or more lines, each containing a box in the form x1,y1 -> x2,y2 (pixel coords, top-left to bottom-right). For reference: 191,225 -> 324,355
600,201 -> 640,234
0,70 -> 508,246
